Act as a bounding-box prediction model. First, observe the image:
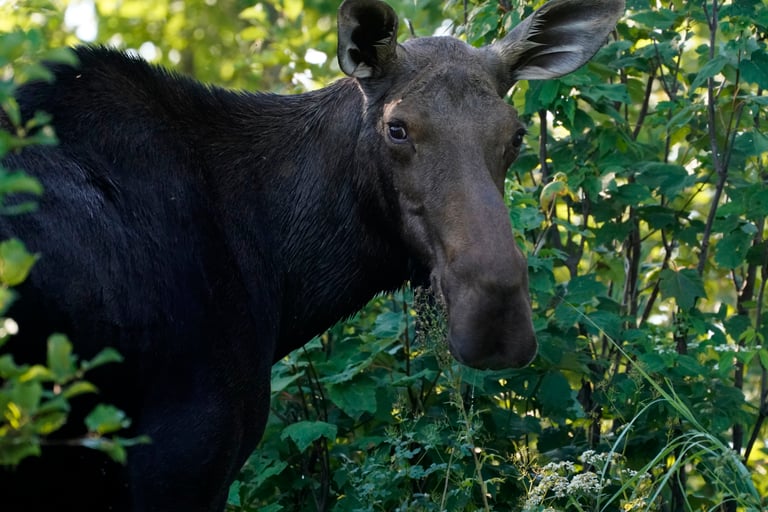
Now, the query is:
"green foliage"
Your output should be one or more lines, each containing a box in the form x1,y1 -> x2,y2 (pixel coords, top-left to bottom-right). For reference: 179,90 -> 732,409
232,0 -> 768,510
5,0 -> 768,510
0,10 -> 145,467
0,335 -> 138,465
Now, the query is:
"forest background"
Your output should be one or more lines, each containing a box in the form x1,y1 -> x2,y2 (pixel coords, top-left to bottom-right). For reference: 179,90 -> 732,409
1,0 -> 768,510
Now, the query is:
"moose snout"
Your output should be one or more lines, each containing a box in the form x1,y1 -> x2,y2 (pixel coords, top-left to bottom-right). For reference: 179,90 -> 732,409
437,261 -> 538,370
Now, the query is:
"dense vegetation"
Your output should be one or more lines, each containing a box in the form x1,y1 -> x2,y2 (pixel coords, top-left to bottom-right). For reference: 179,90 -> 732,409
1,0 -> 767,510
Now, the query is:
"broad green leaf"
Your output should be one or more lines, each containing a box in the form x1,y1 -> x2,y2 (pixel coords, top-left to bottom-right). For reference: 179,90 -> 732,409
84,404 -> 131,435
325,377 -> 377,419
32,410 -> 68,435
82,347 -> 123,371
715,229 -> 753,269
690,54 -> 728,91
610,182 -> 652,205
552,301 -> 582,331
0,238 -> 38,286
270,372 -> 302,394
635,162 -> 690,198
631,8 -> 681,29
0,441 -> 40,467
523,80 -> 560,115
0,287 -> 15,313
18,364 -> 52,382
0,171 -> 43,197
563,274 -> 606,306
509,204 -> 544,231
8,381 -> 42,413
637,205 -> 678,230
638,352 -> 670,373
36,395 -> 69,415
81,436 -> 127,464
47,334 -> 76,381
61,380 -> 98,399
582,83 -> 630,104
0,353 -> 22,378
280,421 -> 337,452
371,310 -> 404,339
659,268 -> 707,310
739,50 -> 768,88
538,372 -> 574,421
758,348 -> 768,370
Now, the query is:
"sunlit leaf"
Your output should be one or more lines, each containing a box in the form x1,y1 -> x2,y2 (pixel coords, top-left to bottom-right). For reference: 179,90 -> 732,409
0,238 -> 38,286
84,404 -> 130,435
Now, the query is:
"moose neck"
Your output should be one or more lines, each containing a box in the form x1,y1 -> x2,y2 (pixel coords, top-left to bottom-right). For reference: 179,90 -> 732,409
201,79 -> 409,360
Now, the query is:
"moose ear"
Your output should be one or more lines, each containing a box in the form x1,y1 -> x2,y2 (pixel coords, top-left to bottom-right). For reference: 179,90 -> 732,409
488,0 -> 624,91
337,0 -> 399,79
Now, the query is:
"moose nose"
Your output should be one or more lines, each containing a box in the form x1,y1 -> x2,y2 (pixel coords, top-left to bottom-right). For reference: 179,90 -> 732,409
449,326 -> 537,370
445,283 -> 537,370
437,257 -> 537,370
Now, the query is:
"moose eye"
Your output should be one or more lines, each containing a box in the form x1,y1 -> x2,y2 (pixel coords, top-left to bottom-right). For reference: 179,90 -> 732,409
512,127 -> 527,147
387,122 -> 408,143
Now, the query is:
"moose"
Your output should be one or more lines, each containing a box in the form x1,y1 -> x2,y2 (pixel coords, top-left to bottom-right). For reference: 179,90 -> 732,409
0,0 -> 623,509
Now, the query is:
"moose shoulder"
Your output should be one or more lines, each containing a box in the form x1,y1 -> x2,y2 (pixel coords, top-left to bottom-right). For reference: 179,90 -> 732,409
0,0 -> 623,510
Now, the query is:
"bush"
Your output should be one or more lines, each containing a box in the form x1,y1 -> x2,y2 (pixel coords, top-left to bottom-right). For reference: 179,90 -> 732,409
232,0 -> 768,510
0,19 -> 143,468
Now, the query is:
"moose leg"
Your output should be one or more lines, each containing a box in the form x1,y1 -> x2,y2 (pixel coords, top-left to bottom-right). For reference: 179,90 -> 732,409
127,364 -> 271,512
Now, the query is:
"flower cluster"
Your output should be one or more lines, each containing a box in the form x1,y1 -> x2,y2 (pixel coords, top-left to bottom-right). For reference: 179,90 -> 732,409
521,450 -> 655,511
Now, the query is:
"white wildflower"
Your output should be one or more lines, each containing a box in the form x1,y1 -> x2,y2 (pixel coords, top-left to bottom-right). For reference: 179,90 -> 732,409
567,472 -> 601,494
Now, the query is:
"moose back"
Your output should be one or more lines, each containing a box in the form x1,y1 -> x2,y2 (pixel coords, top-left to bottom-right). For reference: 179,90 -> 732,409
0,0 -> 623,509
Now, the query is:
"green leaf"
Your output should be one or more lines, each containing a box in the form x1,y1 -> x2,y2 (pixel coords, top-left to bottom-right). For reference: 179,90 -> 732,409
637,205 -> 678,230
659,268 -> 707,310
84,404 -> 131,435
635,162 -> 691,197
690,54 -> 728,91
523,80 -> 560,114
61,380 -> 98,399
81,437 -> 128,464
582,83 -> 630,104
0,287 -> 16,313
758,348 -> 768,370
82,347 -> 123,371
18,364 -> 52,382
325,376 -> 378,419
537,372 -> 574,420
715,229 -> 753,269
9,381 -> 43,411
638,352 -> 670,373
47,334 -> 76,381
740,50 -> 768,88
631,8 -> 680,29
0,441 -> 40,467
563,274 -> 606,305
36,395 -> 69,416
280,421 -> 337,452
270,372 -> 302,394
0,353 -> 23,378
371,311 -> 404,339
0,238 -> 38,286
0,171 -> 43,197
32,410 -> 68,435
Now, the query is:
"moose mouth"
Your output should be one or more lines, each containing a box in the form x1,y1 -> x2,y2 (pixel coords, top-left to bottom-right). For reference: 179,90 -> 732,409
432,267 -> 537,370
406,260 -> 537,371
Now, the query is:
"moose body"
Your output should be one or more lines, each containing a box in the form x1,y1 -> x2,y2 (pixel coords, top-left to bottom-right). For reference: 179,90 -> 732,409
0,0 -> 623,509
